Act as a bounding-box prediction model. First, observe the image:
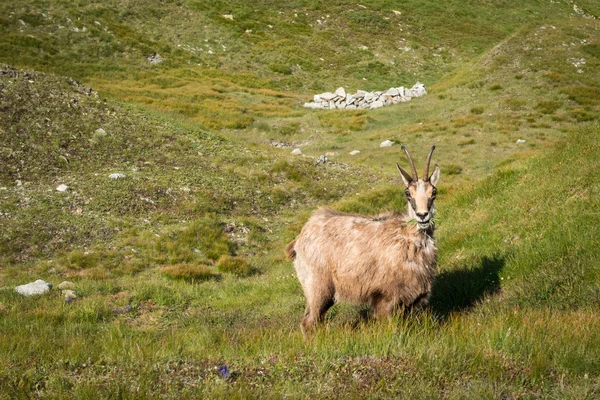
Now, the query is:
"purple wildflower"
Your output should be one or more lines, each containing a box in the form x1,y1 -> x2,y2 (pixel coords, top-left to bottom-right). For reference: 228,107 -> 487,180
218,365 -> 230,378
125,305 -> 132,312
65,297 -> 72,303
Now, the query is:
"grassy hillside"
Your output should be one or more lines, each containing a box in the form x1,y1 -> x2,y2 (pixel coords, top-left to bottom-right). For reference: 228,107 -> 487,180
1,0 -> 600,397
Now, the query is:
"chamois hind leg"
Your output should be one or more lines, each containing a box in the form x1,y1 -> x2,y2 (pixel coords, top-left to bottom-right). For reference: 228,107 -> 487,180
300,283 -> 334,335
403,292 -> 430,315
370,295 -> 398,319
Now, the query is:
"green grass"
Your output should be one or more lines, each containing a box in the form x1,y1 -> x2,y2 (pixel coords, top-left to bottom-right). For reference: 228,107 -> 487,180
0,0 -> 600,397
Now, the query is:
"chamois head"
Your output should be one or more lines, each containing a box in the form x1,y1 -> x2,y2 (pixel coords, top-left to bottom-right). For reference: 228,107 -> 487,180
396,145 -> 440,231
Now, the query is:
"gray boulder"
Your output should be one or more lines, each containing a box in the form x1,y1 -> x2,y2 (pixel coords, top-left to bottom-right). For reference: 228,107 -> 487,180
15,280 -> 52,296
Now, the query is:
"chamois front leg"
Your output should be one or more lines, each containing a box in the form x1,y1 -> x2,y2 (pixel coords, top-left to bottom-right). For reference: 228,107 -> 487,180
300,288 -> 335,335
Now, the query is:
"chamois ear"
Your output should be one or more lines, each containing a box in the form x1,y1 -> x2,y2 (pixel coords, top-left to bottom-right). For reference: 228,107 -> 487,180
397,163 -> 413,186
429,164 -> 440,186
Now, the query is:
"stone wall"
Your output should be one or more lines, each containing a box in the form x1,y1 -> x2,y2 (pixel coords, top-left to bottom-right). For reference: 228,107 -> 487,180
303,82 -> 426,110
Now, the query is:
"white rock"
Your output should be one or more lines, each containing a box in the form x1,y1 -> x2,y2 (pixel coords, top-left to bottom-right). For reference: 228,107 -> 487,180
147,53 -> 163,64
56,184 -> 69,192
291,148 -> 302,155
385,88 -> 400,96
411,82 -> 427,96
222,14 -> 234,20
315,155 -> 328,165
516,139 -> 526,144
370,100 -> 384,109
109,173 -> 126,179
349,150 -> 361,155
15,280 -> 52,296
94,128 -> 107,136
319,92 -> 336,101
334,87 -> 346,97
380,140 -> 394,147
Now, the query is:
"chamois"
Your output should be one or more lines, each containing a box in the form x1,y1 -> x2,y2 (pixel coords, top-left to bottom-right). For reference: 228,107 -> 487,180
286,146 -> 441,334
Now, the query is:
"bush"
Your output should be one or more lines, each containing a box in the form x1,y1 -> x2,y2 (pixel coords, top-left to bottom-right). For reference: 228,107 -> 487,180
160,263 -> 220,282
216,255 -> 254,277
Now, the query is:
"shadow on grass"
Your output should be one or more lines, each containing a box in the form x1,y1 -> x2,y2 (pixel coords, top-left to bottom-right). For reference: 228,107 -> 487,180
429,255 -> 504,317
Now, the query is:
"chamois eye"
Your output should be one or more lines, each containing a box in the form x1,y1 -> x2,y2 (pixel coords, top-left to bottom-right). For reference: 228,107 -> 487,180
405,189 -> 411,197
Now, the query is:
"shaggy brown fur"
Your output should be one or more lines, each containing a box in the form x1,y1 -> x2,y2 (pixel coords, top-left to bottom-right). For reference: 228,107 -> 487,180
289,208 -> 437,334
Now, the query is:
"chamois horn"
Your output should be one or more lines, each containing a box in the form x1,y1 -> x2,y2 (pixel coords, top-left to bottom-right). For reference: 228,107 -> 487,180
424,145 -> 436,181
401,145 -> 418,181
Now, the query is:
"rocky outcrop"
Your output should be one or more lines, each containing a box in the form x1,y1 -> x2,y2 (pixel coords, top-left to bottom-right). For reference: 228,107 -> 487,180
304,83 -> 427,110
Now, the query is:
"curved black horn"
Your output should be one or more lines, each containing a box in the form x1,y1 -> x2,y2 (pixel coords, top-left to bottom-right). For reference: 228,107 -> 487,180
401,145 -> 418,181
424,145 -> 436,181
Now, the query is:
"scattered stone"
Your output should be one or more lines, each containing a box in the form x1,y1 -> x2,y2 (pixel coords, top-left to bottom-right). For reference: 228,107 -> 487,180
94,128 -> 107,136
315,155 -> 329,165
222,14 -> 234,20
349,150 -> 361,155
15,280 -> 52,296
56,184 -> 69,192
62,289 -> 77,300
334,87 -> 346,97
147,53 -> 163,64
109,173 -> 126,179
57,281 -> 76,290
380,140 -> 394,147
291,148 -> 302,155
516,139 -> 526,144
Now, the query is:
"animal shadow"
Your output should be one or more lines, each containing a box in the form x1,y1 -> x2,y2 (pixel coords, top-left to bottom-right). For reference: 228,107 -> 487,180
428,255 -> 504,318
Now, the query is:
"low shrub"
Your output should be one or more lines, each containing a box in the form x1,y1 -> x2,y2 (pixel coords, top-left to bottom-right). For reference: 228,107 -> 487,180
216,255 -> 254,277
160,263 -> 220,282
